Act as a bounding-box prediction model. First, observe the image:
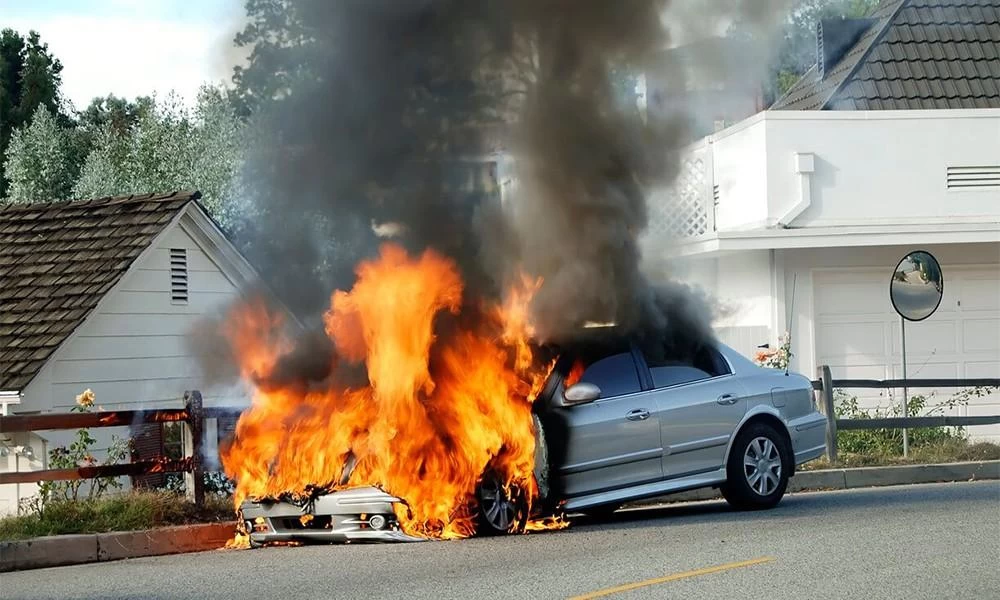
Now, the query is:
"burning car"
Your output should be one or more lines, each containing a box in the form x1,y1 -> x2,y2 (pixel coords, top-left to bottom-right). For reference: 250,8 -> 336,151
239,327 -> 827,547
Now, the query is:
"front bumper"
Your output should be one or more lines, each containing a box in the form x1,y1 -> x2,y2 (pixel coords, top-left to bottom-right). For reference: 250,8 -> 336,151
240,486 -> 426,545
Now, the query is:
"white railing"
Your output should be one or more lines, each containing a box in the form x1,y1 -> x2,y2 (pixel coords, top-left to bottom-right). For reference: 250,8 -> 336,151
646,140 -> 715,239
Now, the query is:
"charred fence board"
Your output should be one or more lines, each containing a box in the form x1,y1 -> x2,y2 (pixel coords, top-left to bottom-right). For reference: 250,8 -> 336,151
0,409 -> 188,433
130,422 -> 166,489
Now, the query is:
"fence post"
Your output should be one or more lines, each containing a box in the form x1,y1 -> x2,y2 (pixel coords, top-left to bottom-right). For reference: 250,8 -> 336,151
183,390 -> 205,506
817,365 -> 837,463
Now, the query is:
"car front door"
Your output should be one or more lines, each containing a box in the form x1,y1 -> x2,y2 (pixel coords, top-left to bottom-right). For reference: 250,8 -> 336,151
640,345 -> 747,478
551,348 -> 663,499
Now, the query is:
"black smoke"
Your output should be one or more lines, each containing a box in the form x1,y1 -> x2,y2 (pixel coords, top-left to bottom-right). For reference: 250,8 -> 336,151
202,0 -> 791,384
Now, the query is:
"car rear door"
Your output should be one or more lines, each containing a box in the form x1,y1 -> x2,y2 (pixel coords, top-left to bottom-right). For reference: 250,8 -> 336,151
552,347 -> 663,498
639,345 -> 747,478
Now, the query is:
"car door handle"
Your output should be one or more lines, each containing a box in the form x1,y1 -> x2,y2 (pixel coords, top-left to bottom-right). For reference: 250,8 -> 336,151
626,409 -> 650,421
717,394 -> 739,405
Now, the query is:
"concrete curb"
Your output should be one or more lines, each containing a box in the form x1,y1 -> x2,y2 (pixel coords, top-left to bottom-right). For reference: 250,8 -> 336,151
624,460 -> 1000,507
0,521 -> 236,573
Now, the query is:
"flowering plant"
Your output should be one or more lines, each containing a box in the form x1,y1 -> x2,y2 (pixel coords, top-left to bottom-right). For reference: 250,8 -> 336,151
754,332 -> 792,370
36,389 -> 129,505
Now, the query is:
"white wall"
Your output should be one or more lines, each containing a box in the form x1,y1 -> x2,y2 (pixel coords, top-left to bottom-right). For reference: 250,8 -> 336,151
21,221 -> 241,415
707,109 -> 1000,231
710,116 -> 769,231
673,250 -> 778,359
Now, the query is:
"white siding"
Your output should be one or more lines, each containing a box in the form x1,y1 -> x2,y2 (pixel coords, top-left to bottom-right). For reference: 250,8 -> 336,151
23,223 -> 242,413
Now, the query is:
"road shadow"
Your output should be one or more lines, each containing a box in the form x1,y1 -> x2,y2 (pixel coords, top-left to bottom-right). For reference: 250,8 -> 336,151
567,481 -> 998,532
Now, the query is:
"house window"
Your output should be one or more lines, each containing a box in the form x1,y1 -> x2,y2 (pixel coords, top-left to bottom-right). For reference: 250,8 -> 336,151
169,248 -> 189,304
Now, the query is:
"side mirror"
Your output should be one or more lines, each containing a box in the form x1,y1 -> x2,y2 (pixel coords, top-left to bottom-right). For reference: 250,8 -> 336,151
563,382 -> 601,406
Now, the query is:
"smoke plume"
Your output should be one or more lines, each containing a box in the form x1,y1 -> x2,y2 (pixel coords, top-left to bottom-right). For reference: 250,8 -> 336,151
200,0 -> 792,383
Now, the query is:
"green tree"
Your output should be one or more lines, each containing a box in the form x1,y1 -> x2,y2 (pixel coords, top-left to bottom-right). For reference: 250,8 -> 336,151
229,0 -> 315,116
2,104 -> 76,202
73,86 -> 246,226
77,95 -> 154,135
0,29 -> 66,196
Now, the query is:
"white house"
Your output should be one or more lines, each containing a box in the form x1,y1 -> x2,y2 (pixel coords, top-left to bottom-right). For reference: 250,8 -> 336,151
644,0 -> 1000,441
0,191 -> 260,514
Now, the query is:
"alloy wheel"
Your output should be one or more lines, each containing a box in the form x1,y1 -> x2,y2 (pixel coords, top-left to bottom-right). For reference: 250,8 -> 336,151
743,436 -> 782,496
478,473 -> 518,532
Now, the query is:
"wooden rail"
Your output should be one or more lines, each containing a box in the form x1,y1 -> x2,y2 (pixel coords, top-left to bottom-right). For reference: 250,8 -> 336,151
813,366 -> 1000,462
0,459 -> 193,485
812,378 -> 1000,390
0,409 -> 188,433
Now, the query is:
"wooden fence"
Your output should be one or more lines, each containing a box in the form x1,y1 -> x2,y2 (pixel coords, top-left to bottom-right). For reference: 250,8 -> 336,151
2,368 -> 999,502
0,392 -> 243,506
812,365 -> 1000,462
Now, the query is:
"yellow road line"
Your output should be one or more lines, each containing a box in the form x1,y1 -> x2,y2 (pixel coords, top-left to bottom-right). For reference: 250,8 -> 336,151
567,556 -> 777,600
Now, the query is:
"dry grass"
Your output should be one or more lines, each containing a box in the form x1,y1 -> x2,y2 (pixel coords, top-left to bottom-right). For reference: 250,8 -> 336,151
0,490 -> 234,541
801,439 -> 1000,471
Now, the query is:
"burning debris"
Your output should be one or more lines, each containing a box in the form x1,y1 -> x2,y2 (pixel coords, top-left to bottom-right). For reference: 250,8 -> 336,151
202,0 -> 791,543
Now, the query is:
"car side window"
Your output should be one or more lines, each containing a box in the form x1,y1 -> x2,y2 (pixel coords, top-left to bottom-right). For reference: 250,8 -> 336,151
650,364 -> 713,388
578,352 -> 642,398
642,344 -> 730,389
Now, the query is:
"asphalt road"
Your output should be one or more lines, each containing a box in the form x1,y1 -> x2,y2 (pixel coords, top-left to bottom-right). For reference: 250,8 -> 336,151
3,481 -> 998,600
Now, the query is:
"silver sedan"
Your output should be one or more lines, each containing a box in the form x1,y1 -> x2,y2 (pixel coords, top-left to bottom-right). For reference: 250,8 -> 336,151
241,338 -> 827,545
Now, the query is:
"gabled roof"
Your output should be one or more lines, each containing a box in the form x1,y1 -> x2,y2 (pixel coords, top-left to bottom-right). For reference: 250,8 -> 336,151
0,192 -> 199,391
773,0 -> 1000,110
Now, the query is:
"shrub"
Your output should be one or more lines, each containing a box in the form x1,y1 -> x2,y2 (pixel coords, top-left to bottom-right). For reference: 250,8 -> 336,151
1,490 -> 233,541
834,386 -> 999,457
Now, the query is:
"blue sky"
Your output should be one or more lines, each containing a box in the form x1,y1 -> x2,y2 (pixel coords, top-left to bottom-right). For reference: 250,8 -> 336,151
1,0 -> 247,109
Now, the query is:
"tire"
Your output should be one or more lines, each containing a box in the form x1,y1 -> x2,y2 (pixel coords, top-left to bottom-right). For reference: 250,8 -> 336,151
532,413 -> 551,504
721,422 -> 791,511
475,469 -> 528,536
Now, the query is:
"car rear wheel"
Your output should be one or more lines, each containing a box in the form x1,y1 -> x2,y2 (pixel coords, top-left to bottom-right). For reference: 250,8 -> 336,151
475,470 -> 527,535
721,422 -> 790,510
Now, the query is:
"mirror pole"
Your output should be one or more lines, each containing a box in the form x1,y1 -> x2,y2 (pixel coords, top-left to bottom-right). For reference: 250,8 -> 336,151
900,316 -> 909,458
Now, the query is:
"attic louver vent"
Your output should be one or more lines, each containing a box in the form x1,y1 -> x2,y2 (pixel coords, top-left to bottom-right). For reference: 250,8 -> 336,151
169,248 -> 189,304
712,185 -> 720,231
947,166 -> 1000,190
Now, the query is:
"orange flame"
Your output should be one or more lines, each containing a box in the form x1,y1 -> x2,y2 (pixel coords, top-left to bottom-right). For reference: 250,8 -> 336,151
564,360 -> 585,388
220,243 -> 559,539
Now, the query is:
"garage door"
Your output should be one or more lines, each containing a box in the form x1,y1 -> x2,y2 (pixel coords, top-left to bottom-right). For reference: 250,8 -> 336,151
813,267 -> 1000,442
